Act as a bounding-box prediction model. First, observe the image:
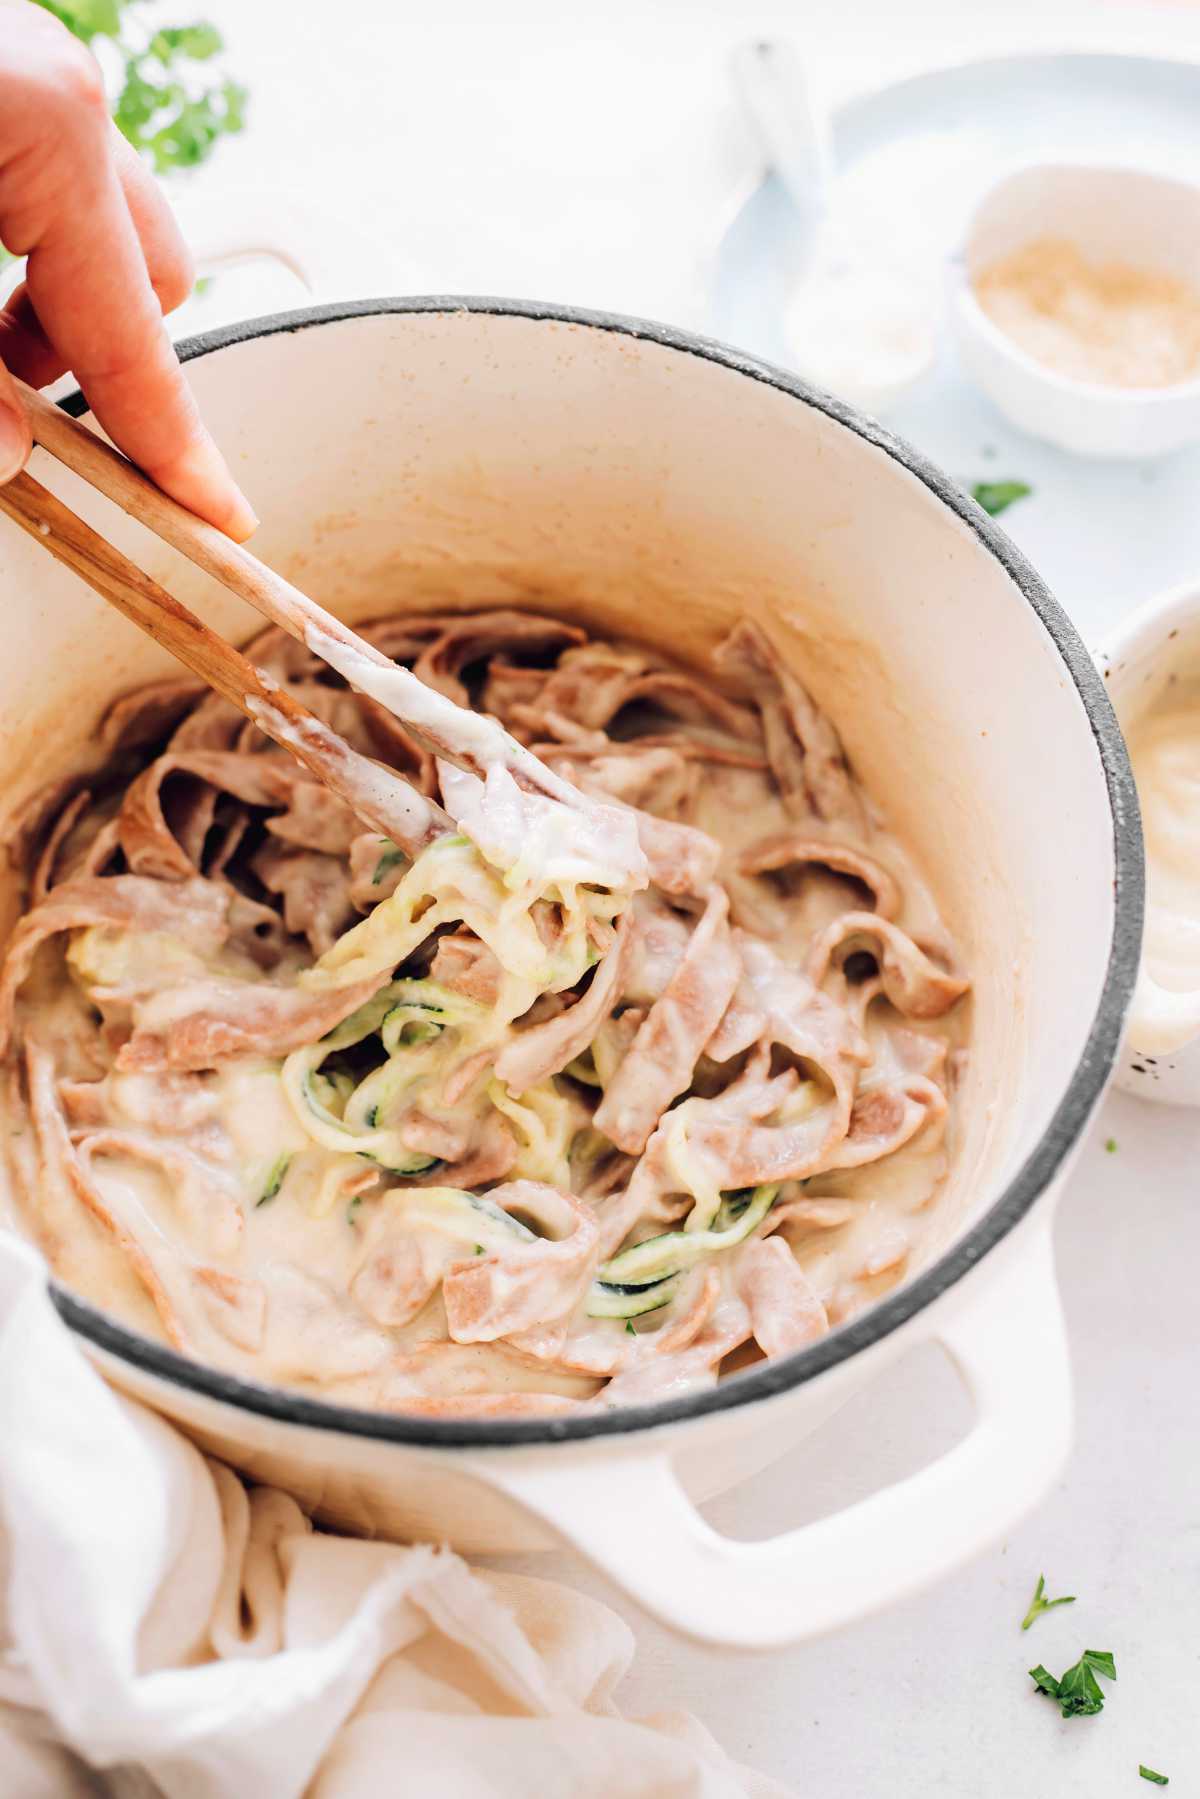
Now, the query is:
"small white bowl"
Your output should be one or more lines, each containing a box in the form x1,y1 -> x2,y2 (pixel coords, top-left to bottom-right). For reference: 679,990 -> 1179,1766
1100,579 -> 1200,1103
951,162 -> 1200,459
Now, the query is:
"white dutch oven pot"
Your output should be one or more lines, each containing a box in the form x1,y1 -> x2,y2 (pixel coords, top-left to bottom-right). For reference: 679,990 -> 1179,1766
0,301 -> 1141,1649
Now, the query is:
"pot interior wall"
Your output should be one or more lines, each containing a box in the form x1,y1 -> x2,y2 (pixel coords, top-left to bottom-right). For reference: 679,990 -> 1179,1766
0,308 -> 1115,1273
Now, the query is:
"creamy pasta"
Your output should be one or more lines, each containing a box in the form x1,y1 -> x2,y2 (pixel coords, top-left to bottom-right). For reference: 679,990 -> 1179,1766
0,609 -> 970,1416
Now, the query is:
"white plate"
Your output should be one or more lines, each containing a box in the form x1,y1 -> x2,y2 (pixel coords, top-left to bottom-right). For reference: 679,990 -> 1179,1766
712,51 -> 1200,646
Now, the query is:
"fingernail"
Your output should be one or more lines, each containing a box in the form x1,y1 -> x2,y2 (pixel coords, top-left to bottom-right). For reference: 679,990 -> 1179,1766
161,436 -> 259,540
223,486 -> 260,544
0,404 -> 31,483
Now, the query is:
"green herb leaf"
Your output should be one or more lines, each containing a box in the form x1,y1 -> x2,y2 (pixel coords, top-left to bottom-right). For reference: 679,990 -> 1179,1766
625,1320 -> 636,1335
1105,1137 -> 1118,1154
474,1243 -> 485,1255
151,22 -> 223,61
1022,1573 -> 1077,1630
970,480 -> 1032,518
1056,1669 -> 1106,1717
30,1 -> 248,178
1139,1768 -> 1169,1786
372,844 -> 406,885
1031,1649 -> 1116,1719
36,0 -> 121,42
346,1194 -> 363,1223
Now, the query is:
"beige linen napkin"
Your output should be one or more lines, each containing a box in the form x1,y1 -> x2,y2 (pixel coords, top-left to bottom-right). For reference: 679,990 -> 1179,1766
0,1238 -> 792,1798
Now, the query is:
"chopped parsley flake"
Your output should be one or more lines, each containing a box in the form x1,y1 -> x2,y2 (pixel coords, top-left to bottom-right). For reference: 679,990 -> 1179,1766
971,479 -> 1032,517
1030,1649 -> 1116,1718
1139,1768 -> 1169,1786
1105,1137 -> 1118,1153
372,843 -> 406,884
24,1 -> 248,191
1022,1573 -> 1077,1630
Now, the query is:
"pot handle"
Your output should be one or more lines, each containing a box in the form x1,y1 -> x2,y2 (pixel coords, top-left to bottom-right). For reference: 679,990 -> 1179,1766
471,1225 -> 1070,1648
173,188 -> 406,302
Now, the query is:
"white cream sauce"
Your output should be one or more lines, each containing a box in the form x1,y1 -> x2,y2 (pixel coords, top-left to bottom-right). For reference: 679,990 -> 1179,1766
1127,674 -> 1200,1054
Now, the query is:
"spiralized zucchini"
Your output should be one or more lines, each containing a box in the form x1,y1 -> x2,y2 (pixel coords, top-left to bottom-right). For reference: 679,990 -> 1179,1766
487,1077 -> 574,1188
303,833 -> 622,999
275,817 -> 785,1335
586,1274 -> 683,1319
281,983 -> 440,1175
283,827 -> 635,1190
585,1183 -> 780,1316
389,1185 -> 537,1254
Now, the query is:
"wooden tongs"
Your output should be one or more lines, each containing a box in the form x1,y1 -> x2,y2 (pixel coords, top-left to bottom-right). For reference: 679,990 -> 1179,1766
0,384 -> 593,858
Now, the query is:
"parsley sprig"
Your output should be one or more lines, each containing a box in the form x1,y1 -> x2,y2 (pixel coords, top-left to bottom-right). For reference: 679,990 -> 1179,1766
1029,1648 -> 1116,1718
1021,1573 -> 1077,1631
4,7 -> 248,276
31,1 -> 247,176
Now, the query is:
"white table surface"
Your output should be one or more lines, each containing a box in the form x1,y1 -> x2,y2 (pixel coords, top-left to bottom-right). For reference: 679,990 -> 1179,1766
173,2 -> 1200,1790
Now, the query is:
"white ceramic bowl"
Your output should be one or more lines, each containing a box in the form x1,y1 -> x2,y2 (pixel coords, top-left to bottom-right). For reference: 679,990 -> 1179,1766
951,162 -> 1200,458
0,302 -> 1141,1647
1101,578 -> 1200,1103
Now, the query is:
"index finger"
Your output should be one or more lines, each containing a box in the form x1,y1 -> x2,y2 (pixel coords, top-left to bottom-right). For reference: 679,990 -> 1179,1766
0,124 -> 199,391
0,42 -> 256,538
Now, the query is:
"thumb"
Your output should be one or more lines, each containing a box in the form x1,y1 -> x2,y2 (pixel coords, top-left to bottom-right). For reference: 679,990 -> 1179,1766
0,353 -> 32,484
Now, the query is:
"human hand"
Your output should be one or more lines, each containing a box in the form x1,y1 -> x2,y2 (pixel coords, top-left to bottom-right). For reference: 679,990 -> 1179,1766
0,2 -> 256,538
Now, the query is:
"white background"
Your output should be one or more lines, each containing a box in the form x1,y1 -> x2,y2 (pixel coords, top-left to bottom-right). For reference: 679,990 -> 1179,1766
177,2 -> 1200,1791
